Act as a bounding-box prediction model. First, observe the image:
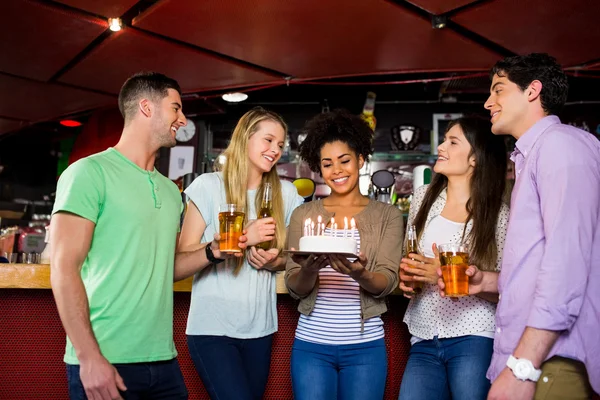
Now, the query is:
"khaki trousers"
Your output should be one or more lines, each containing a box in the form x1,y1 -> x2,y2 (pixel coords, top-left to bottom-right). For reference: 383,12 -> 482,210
534,356 -> 595,400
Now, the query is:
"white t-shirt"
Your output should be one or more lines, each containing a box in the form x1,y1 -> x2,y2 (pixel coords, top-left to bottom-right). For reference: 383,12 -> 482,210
184,172 -> 303,338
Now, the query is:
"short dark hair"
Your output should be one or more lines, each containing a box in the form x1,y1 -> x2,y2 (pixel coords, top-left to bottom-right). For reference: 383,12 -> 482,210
491,53 -> 568,115
299,109 -> 374,174
118,72 -> 181,121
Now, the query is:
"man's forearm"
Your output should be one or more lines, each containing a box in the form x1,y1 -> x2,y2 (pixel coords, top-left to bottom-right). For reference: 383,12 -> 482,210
481,271 -> 499,293
51,269 -> 101,362
513,327 -> 561,368
174,243 -> 211,281
473,271 -> 500,302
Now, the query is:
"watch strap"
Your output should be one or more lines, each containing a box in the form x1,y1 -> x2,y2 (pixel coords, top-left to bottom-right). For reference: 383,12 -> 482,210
507,355 -> 542,382
206,245 -> 225,265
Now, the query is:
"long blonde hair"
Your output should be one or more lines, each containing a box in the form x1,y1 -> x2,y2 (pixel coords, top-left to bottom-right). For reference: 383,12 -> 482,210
222,107 -> 288,273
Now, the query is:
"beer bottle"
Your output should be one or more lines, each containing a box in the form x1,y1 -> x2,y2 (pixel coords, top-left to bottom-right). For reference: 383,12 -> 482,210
360,91 -> 377,132
406,224 -> 423,293
257,182 -> 273,250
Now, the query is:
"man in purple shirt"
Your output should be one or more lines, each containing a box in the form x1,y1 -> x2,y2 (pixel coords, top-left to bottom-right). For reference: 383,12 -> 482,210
469,53 -> 599,399
438,53 -> 600,399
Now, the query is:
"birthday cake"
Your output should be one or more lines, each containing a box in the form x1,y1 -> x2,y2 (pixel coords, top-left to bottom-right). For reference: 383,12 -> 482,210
298,236 -> 358,255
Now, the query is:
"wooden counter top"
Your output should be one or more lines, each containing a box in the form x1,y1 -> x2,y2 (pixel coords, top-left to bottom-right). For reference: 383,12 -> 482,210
0,263 -> 289,293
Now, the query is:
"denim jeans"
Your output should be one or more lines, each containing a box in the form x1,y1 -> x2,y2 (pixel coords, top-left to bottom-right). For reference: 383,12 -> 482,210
187,334 -> 273,400
66,358 -> 187,400
291,338 -> 388,400
399,335 -> 493,400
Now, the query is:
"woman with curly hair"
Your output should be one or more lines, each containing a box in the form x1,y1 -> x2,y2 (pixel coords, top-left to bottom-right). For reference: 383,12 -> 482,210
285,109 -> 403,400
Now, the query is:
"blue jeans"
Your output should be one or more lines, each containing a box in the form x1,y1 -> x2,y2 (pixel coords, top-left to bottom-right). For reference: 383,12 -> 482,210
66,358 -> 187,399
399,335 -> 493,400
187,334 -> 273,400
291,338 -> 388,400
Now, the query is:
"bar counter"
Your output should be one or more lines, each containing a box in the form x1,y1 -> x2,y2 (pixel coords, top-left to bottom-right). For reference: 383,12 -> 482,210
0,263 -> 412,399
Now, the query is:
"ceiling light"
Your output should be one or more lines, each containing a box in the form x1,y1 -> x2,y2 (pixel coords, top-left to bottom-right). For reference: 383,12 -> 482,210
108,17 -> 122,32
432,15 -> 448,29
60,119 -> 82,127
222,92 -> 248,102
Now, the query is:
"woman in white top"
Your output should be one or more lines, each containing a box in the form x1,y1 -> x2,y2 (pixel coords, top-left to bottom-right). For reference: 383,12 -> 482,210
176,107 -> 303,400
398,116 -> 509,400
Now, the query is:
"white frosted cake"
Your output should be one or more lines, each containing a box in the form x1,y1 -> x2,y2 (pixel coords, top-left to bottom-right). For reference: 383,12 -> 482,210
299,236 -> 357,255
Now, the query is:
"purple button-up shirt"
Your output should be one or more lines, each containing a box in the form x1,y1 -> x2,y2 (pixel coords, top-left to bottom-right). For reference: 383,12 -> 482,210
487,116 -> 600,393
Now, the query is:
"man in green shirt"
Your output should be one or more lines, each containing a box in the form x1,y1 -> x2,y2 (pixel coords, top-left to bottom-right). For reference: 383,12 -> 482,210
51,72 -> 188,400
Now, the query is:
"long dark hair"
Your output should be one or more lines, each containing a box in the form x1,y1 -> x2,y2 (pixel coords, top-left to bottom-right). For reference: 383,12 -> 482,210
413,116 -> 507,271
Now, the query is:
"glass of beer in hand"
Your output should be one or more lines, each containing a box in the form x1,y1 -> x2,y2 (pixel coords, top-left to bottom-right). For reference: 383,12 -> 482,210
218,204 -> 245,253
438,243 -> 469,297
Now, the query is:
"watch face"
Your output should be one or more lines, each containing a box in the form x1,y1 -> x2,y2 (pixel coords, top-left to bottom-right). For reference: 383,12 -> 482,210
176,121 -> 196,142
515,360 -> 532,378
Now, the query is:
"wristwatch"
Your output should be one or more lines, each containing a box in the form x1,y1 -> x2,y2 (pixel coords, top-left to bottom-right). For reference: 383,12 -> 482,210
506,355 -> 542,382
205,245 -> 225,265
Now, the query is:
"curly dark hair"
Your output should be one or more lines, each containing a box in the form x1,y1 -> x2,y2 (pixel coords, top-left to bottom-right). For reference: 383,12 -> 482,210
491,53 -> 568,115
299,109 -> 374,174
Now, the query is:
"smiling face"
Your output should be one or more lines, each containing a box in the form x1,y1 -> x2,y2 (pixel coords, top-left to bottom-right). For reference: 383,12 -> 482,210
319,140 -> 364,196
151,88 -> 187,148
247,119 -> 285,175
484,73 -> 530,136
434,124 -> 475,179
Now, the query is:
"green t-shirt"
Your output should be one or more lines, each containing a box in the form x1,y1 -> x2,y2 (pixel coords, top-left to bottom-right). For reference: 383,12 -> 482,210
52,148 -> 182,364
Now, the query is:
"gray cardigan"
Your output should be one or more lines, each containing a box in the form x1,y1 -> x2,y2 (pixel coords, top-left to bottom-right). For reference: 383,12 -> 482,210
285,199 -> 404,326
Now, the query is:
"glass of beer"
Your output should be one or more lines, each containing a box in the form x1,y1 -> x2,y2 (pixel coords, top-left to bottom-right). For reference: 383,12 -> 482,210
438,243 -> 469,297
218,204 -> 245,253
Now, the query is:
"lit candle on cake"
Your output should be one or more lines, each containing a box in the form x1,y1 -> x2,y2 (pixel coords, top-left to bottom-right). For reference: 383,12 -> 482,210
311,220 -> 315,236
350,217 -> 356,237
330,217 -> 335,237
317,215 -> 322,236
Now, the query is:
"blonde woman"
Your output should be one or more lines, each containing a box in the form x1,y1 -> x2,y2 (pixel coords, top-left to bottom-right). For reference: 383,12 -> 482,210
176,107 -> 303,400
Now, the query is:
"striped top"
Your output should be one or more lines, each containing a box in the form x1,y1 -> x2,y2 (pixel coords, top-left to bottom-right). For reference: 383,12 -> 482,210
295,228 -> 385,345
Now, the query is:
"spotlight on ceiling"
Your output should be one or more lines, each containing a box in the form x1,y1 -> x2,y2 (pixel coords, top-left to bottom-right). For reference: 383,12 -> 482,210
432,15 -> 448,29
60,119 -> 83,127
222,92 -> 248,103
108,17 -> 122,32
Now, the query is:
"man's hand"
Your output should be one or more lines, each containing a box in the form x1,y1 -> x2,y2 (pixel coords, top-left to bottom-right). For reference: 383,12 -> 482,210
488,367 -> 535,400
436,265 -> 486,299
80,355 -> 127,400
211,232 -> 247,259
244,218 -> 276,247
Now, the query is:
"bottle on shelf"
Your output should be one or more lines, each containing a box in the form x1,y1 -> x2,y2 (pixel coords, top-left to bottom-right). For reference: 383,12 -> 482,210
360,91 -> 377,133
